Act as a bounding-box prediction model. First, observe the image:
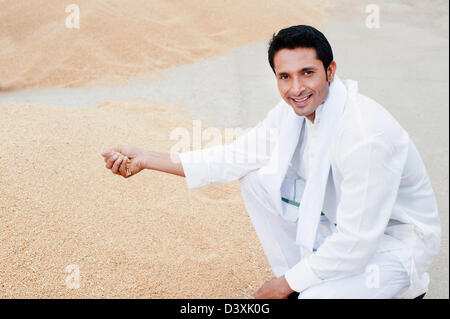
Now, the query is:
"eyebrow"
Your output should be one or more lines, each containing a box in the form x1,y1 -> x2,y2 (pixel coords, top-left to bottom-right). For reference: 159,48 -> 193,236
277,66 -> 318,75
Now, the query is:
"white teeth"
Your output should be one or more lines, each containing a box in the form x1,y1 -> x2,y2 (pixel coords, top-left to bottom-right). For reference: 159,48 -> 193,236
294,95 -> 310,102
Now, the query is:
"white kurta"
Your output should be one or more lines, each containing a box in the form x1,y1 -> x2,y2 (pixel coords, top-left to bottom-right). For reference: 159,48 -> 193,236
179,78 -> 441,298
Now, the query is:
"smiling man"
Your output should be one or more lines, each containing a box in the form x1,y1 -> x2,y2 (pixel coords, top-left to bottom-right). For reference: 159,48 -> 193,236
102,25 -> 441,299
274,46 -> 335,123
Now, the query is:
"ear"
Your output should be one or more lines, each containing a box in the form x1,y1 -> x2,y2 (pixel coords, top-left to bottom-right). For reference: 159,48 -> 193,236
327,61 -> 337,83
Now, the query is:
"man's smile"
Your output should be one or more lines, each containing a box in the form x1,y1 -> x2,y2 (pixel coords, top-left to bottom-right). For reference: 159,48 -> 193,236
290,93 -> 313,107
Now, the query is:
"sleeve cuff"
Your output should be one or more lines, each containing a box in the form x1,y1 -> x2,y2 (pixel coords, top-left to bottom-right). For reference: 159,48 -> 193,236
179,150 -> 210,189
284,257 -> 322,293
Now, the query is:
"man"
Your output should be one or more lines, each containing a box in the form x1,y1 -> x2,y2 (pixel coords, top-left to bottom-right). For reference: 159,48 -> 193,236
101,25 -> 441,299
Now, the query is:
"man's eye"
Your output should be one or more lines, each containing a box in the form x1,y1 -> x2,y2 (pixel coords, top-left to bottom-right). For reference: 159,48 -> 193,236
304,71 -> 313,75
279,74 -> 288,79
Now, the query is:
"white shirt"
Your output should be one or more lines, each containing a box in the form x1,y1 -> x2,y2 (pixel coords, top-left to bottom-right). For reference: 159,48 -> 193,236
290,103 -> 324,181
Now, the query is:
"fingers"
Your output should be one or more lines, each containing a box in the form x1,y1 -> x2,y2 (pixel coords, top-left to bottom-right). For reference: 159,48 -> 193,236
111,155 -> 123,174
105,152 -> 119,169
106,154 -> 131,178
102,146 -> 134,178
118,156 -> 130,177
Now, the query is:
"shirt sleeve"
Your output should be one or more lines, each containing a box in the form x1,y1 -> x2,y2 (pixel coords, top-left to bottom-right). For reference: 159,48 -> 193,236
179,101 -> 286,189
285,131 -> 409,292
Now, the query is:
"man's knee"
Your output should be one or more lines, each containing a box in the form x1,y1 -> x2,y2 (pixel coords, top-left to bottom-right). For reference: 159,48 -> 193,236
297,251 -> 411,299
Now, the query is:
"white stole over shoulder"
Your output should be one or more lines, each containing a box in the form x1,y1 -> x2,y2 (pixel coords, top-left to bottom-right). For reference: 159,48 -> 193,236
297,77 -> 347,253
257,76 -> 348,254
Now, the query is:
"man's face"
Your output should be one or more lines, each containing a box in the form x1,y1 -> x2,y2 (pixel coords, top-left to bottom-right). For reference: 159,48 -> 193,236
273,47 -> 336,122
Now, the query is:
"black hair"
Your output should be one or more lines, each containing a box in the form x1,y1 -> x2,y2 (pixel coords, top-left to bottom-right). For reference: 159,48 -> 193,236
268,25 -> 333,75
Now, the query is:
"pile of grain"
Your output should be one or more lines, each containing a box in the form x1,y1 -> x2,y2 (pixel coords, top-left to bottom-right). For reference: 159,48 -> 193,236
0,101 -> 273,298
0,0 -> 331,90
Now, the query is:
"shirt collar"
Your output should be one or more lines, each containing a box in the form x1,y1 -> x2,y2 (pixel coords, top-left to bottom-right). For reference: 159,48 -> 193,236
305,102 -> 324,127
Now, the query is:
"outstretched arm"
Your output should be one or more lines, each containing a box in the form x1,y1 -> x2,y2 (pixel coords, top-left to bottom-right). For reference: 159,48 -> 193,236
101,145 -> 185,178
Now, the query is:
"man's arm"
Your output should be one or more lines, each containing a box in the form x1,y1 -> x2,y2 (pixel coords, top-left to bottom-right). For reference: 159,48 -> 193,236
102,101 -> 286,183
143,150 -> 185,177
101,146 -> 185,178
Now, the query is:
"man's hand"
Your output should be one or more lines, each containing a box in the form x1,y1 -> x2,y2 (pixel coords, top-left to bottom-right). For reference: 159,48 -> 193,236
254,276 -> 295,299
101,145 -> 148,178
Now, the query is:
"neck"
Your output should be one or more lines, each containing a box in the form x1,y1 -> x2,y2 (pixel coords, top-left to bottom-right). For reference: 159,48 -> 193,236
306,111 -> 315,123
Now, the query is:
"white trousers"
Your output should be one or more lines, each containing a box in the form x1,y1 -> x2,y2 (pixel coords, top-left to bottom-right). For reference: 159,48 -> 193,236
239,171 -> 410,299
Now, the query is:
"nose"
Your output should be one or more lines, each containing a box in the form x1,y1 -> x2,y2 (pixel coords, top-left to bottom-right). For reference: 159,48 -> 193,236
291,76 -> 305,96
